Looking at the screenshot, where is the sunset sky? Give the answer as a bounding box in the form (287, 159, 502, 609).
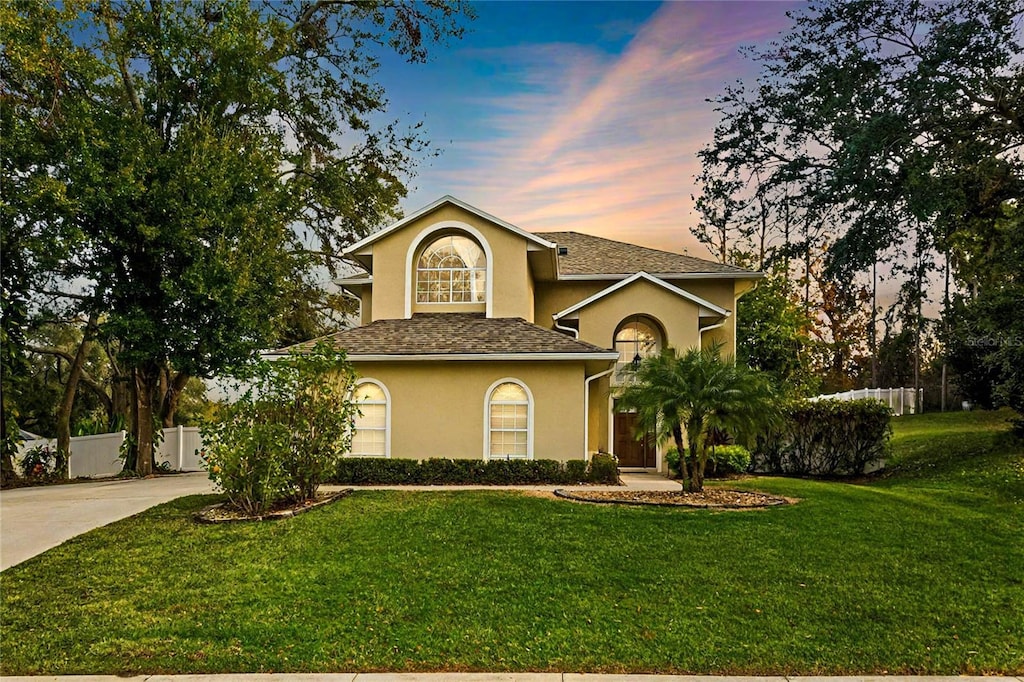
(375, 1, 803, 260)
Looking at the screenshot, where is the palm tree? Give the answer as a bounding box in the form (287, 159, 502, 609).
(616, 342, 778, 491)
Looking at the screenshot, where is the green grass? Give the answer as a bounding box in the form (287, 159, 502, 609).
(2, 410, 1022, 675)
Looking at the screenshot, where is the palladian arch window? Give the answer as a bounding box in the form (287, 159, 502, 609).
(351, 381, 389, 457)
(416, 234, 486, 303)
(487, 382, 531, 460)
(614, 316, 662, 368)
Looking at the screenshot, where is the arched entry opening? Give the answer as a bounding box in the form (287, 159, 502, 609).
(613, 315, 663, 468)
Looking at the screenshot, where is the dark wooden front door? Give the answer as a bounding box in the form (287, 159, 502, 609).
(614, 411, 657, 468)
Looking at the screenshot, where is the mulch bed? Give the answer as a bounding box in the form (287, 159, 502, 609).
(553, 488, 791, 509)
(193, 489, 353, 524)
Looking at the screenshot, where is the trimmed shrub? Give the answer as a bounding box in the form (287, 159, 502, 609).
(753, 399, 892, 476)
(707, 444, 752, 475)
(666, 445, 749, 478)
(329, 456, 619, 486)
(587, 452, 620, 484)
(334, 458, 419, 485)
(564, 459, 588, 484)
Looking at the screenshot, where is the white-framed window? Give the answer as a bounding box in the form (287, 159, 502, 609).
(416, 234, 486, 303)
(350, 380, 390, 458)
(614, 315, 663, 367)
(485, 380, 533, 460)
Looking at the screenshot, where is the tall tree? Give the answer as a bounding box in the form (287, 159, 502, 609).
(735, 271, 817, 396)
(698, 0, 1023, 397)
(944, 201, 1024, 425)
(2, 0, 471, 474)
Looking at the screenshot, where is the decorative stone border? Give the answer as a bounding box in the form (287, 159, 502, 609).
(552, 488, 791, 509)
(193, 489, 353, 524)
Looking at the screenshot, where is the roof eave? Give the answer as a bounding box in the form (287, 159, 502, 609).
(345, 352, 620, 362)
(556, 271, 764, 281)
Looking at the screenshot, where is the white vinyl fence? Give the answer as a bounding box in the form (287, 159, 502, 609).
(808, 387, 921, 416)
(15, 427, 205, 479)
(155, 426, 205, 471)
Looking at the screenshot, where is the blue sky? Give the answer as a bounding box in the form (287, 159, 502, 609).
(372, 1, 803, 258)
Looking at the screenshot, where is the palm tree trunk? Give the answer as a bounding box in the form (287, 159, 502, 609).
(686, 417, 704, 492)
(671, 423, 690, 485)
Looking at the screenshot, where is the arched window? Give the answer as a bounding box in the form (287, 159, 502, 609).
(416, 234, 486, 303)
(350, 381, 389, 457)
(614, 316, 662, 367)
(486, 380, 532, 460)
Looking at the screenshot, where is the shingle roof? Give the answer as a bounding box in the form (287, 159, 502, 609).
(280, 314, 616, 357)
(534, 231, 757, 276)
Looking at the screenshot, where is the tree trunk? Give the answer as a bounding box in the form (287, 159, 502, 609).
(686, 417, 704, 492)
(132, 363, 161, 476)
(671, 423, 690, 485)
(55, 314, 99, 477)
(159, 369, 190, 428)
(110, 372, 132, 432)
(870, 260, 878, 389)
(693, 447, 706, 492)
(102, 341, 132, 432)
(0, 381, 16, 484)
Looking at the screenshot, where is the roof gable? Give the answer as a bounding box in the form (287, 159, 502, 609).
(345, 195, 555, 257)
(552, 272, 730, 320)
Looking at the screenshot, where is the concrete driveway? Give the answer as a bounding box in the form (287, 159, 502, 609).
(0, 472, 215, 571)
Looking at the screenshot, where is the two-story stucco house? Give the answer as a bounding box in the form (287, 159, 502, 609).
(290, 195, 761, 471)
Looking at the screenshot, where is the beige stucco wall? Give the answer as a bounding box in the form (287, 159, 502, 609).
(587, 375, 612, 454)
(351, 360, 587, 460)
(359, 288, 373, 327)
(574, 279, 703, 354)
(535, 277, 755, 357)
(533, 281, 607, 328)
(362, 205, 535, 321)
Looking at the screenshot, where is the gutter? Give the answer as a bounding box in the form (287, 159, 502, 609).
(698, 314, 730, 351)
(553, 318, 580, 339)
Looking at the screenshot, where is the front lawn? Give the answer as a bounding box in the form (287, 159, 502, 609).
(1, 410, 1022, 675)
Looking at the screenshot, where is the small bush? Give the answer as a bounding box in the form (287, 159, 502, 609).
(707, 444, 751, 475)
(564, 459, 588, 484)
(19, 444, 57, 479)
(587, 452, 620, 484)
(666, 447, 682, 478)
(201, 342, 357, 514)
(753, 399, 892, 476)
(329, 456, 619, 486)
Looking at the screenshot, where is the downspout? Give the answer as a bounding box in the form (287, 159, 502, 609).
(338, 287, 364, 324)
(698, 314, 730, 350)
(583, 367, 616, 460)
(553, 316, 579, 339)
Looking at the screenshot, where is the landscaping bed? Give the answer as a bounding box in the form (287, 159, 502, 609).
(553, 488, 790, 508)
(193, 489, 352, 523)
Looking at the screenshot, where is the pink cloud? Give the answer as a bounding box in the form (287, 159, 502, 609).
(409, 2, 799, 259)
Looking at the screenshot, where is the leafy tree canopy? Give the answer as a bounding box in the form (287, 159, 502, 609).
(1, 0, 472, 472)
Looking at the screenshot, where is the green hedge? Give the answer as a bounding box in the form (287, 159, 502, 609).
(665, 444, 752, 478)
(332, 453, 620, 486)
(753, 399, 892, 476)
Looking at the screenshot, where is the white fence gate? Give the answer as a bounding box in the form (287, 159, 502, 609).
(15, 427, 205, 478)
(808, 387, 921, 416)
